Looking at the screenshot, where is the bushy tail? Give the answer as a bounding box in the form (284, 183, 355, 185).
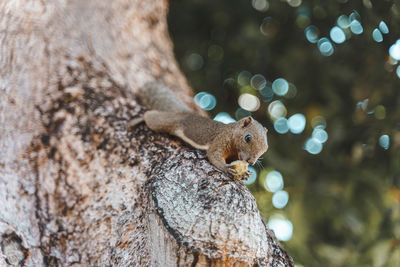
(127, 117, 144, 128)
(140, 82, 189, 112)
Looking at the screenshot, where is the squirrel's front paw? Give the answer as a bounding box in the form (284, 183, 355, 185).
(242, 169, 253, 180)
(226, 160, 249, 180)
(226, 166, 238, 175)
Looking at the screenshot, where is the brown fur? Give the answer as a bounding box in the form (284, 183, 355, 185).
(134, 83, 269, 178)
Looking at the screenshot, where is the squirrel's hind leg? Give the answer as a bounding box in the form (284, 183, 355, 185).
(143, 110, 179, 133)
(128, 110, 176, 130)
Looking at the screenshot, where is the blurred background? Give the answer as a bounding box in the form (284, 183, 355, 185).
(168, 0, 400, 266)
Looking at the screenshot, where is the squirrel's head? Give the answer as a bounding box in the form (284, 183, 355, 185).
(234, 116, 268, 166)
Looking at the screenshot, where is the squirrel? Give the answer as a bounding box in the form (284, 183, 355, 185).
(130, 82, 269, 179)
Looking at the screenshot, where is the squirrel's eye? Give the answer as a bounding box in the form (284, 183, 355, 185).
(245, 134, 252, 143)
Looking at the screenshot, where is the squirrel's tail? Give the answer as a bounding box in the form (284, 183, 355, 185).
(127, 117, 144, 129)
(139, 82, 189, 112)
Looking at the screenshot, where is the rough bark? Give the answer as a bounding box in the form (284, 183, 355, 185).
(0, 1, 293, 266)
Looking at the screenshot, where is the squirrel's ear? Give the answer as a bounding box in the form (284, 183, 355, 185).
(264, 127, 268, 133)
(240, 116, 253, 128)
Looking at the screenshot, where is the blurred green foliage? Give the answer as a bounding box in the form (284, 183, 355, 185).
(168, 0, 400, 266)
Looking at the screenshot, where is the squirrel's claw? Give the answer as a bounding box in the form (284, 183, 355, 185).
(226, 166, 238, 176)
(226, 166, 242, 180)
(240, 170, 252, 180)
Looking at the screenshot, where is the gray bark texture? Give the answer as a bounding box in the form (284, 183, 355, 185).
(0, 0, 293, 266)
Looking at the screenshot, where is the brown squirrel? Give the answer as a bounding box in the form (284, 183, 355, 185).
(131, 82, 268, 179)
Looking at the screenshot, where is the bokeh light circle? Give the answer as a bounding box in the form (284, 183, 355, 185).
(350, 20, 363, 35)
(379, 21, 389, 34)
(272, 78, 289, 96)
(186, 53, 204, 71)
(318, 38, 334, 56)
(312, 128, 328, 143)
(238, 93, 261, 112)
(372, 29, 383, 43)
(349, 11, 360, 22)
(305, 25, 319, 43)
(268, 217, 293, 241)
(330, 26, 346, 44)
(268, 100, 287, 120)
(272, 190, 289, 209)
(287, 0, 302, 8)
(194, 92, 216, 110)
(379, 135, 390, 150)
(250, 74, 267, 90)
(288, 113, 306, 134)
(389, 40, 400, 60)
(337, 15, 350, 28)
(238, 71, 252, 86)
(259, 82, 274, 100)
(264, 170, 284, 192)
(260, 17, 274, 36)
(397, 65, 400, 79)
(374, 105, 386, 120)
(274, 117, 289, 134)
(252, 0, 269, 12)
(305, 138, 323, 154)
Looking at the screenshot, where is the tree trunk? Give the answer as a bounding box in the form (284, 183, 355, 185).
(0, 1, 293, 266)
